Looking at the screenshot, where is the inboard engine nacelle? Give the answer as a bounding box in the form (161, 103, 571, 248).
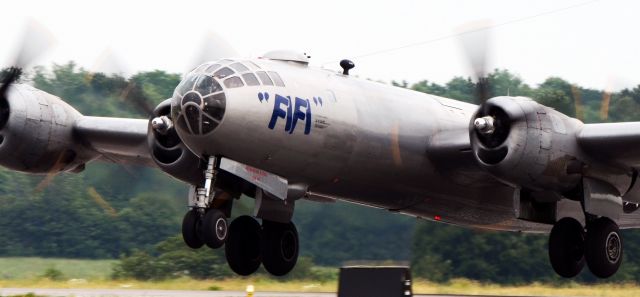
(469, 96, 585, 192)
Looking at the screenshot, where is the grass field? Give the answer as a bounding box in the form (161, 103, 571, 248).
(0, 258, 639, 297)
(0, 258, 115, 280)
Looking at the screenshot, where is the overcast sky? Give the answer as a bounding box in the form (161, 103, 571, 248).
(3, 0, 639, 91)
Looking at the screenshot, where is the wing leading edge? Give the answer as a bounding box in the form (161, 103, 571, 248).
(578, 122, 640, 167)
(74, 116, 155, 167)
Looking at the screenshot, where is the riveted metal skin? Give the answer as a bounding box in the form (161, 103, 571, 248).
(0, 84, 90, 173)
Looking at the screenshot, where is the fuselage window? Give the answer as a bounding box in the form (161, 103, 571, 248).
(205, 64, 221, 74)
(268, 71, 285, 87)
(214, 67, 235, 79)
(230, 62, 249, 73)
(242, 73, 260, 86)
(224, 76, 244, 88)
(256, 71, 273, 86)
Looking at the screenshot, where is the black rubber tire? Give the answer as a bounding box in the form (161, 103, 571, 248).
(225, 215, 262, 276)
(182, 210, 204, 249)
(261, 220, 299, 276)
(201, 209, 228, 249)
(548, 217, 585, 278)
(585, 217, 623, 278)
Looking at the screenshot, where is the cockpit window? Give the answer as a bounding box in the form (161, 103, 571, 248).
(268, 71, 285, 87)
(242, 73, 260, 86)
(195, 75, 222, 95)
(256, 71, 273, 86)
(214, 67, 235, 79)
(205, 64, 221, 73)
(224, 76, 244, 88)
(230, 62, 249, 73)
(195, 64, 209, 73)
(177, 74, 199, 95)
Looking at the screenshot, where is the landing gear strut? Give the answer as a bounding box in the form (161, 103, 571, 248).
(181, 156, 229, 250)
(548, 216, 623, 278)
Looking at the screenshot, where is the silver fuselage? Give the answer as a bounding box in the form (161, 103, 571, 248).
(175, 59, 550, 231)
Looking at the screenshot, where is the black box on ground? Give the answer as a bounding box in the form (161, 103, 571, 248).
(337, 266, 412, 297)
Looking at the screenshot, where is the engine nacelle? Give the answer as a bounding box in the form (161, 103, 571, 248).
(147, 98, 204, 185)
(470, 96, 585, 192)
(0, 84, 89, 173)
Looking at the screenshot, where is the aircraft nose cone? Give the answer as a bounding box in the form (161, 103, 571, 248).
(181, 92, 204, 134)
(182, 92, 203, 107)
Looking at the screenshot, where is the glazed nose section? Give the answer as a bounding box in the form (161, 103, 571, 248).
(172, 72, 227, 136)
(182, 92, 205, 134)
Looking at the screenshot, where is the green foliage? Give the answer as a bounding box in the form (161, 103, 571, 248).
(411, 220, 640, 284)
(112, 236, 232, 280)
(294, 200, 414, 266)
(41, 267, 65, 281)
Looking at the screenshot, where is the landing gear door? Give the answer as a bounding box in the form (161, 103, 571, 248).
(219, 157, 288, 200)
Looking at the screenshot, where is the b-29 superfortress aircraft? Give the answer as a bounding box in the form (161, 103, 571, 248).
(2, 47, 640, 279)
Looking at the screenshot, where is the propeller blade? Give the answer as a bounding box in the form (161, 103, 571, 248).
(187, 31, 238, 71)
(456, 20, 493, 104)
(119, 81, 155, 116)
(570, 84, 584, 121)
(85, 48, 155, 117)
(11, 20, 56, 69)
(87, 186, 118, 217)
(600, 79, 613, 122)
(2, 21, 55, 97)
(34, 150, 71, 193)
(600, 90, 611, 121)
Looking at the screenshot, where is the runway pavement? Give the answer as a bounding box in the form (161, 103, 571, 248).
(0, 288, 541, 297)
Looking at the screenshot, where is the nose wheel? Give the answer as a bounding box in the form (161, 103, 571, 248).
(181, 208, 228, 249)
(181, 209, 204, 249)
(548, 217, 623, 279)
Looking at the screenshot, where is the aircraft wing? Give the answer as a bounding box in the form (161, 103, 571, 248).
(578, 122, 640, 168)
(74, 116, 156, 167)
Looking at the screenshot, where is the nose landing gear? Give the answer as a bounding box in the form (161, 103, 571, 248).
(548, 216, 623, 278)
(181, 156, 229, 250)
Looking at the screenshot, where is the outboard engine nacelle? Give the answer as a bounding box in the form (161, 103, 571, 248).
(0, 84, 88, 173)
(469, 96, 585, 192)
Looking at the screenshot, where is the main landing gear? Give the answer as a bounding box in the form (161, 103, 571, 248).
(180, 156, 299, 276)
(224, 216, 299, 276)
(549, 217, 623, 278)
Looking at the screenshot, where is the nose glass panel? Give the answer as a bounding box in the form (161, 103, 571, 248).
(172, 71, 226, 135)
